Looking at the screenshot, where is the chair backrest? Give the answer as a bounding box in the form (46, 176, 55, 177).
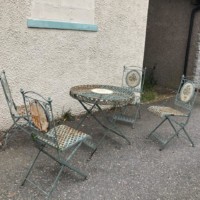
(122, 66, 146, 103)
(0, 70, 18, 118)
(21, 90, 53, 131)
(175, 75, 197, 111)
(20, 90, 63, 147)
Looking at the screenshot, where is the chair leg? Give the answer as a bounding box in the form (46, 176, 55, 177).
(83, 139, 97, 151)
(2, 123, 16, 148)
(64, 142, 88, 179)
(160, 119, 194, 150)
(167, 118, 180, 137)
(132, 104, 140, 129)
(47, 165, 64, 199)
(65, 142, 82, 162)
(137, 104, 141, 119)
(159, 132, 180, 151)
(62, 161, 87, 179)
(21, 148, 42, 186)
(89, 133, 107, 159)
(167, 118, 194, 147)
(2, 118, 30, 149)
(147, 118, 167, 139)
(2, 132, 10, 148)
(159, 118, 183, 150)
(41, 147, 88, 180)
(22, 142, 87, 199)
(43, 158, 85, 199)
(183, 127, 194, 147)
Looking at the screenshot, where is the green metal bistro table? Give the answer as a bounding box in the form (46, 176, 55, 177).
(70, 84, 135, 156)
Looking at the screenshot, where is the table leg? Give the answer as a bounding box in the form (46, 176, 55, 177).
(76, 100, 98, 130)
(95, 104, 131, 144)
(78, 100, 131, 147)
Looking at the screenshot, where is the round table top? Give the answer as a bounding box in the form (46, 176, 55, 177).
(70, 85, 135, 106)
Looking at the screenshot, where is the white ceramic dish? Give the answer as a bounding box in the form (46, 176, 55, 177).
(91, 88, 113, 94)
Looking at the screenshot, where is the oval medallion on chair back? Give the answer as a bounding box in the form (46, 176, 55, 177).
(180, 82, 195, 103)
(126, 70, 141, 88)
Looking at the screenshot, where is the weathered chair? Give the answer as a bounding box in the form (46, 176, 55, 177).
(147, 75, 197, 150)
(112, 66, 146, 128)
(0, 70, 29, 147)
(20, 90, 95, 199)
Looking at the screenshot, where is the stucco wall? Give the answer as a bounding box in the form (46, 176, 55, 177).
(144, 0, 199, 88)
(0, 0, 149, 130)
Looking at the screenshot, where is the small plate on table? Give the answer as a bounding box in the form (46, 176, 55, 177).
(91, 88, 113, 94)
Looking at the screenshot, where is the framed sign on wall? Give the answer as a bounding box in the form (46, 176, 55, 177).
(27, 0, 98, 31)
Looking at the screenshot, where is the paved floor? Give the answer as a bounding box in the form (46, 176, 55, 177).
(1, 96, 200, 200)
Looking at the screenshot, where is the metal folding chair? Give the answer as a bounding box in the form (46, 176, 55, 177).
(147, 75, 197, 150)
(112, 66, 146, 128)
(20, 90, 96, 199)
(0, 70, 29, 147)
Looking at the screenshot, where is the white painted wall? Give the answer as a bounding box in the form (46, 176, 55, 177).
(0, 0, 149, 130)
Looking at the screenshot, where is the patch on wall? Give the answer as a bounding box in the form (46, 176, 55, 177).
(28, 0, 98, 31)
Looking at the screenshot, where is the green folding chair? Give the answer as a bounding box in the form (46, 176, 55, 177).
(147, 75, 197, 150)
(20, 90, 96, 199)
(0, 70, 29, 147)
(112, 66, 146, 128)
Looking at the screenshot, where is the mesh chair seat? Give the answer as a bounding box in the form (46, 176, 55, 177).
(36, 125, 91, 151)
(148, 106, 186, 118)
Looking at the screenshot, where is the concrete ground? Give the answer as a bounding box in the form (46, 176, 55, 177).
(1, 96, 200, 200)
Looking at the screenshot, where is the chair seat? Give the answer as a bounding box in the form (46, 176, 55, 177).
(36, 125, 91, 151)
(148, 106, 186, 118)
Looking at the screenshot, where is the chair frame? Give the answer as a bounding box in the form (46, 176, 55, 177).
(113, 66, 146, 128)
(20, 90, 95, 199)
(0, 70, 29, 147)
(147, 75, 197, 150)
